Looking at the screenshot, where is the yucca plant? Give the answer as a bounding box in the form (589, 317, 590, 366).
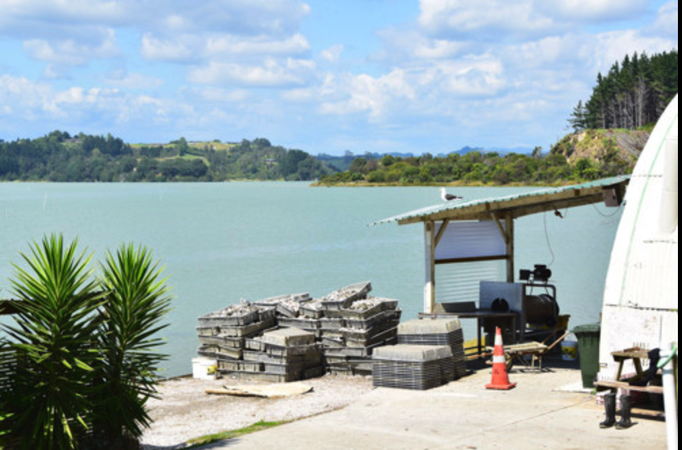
(89, 244, 171, 449)
(2, 235, 106, 449)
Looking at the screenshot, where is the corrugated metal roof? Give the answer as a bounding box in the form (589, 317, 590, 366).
(371, 176, 631, 226)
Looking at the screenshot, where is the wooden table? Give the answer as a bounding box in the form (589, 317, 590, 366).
(418, 310, 519, 358)
(595, 348, 664, 419)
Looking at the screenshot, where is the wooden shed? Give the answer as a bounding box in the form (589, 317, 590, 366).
(372, 176, 631, 316)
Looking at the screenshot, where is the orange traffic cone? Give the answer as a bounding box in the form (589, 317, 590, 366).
(486, 327, 516, 390)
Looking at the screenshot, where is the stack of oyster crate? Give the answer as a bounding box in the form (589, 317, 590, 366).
(372, 345, 455, 391)
(397, 318, 468, 380)
(259, 282, 402, 376)
(196, 282, 402, 381)
(319, 286, 402, 376)
(196, 301, 276, 363)
(371, 318, 468, 391)
(196, 299, 324, 382)
(239, 328, 324, 382)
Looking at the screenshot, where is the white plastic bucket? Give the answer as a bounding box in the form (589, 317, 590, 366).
(192, 357, 217, 380)
(561, 341, 578, 361)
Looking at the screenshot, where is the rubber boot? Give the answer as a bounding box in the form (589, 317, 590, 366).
(616, 395, 633, 430)
(600, 392, 617, 428)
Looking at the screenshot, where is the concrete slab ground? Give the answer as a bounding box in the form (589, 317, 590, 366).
(201, 358, 668, 450)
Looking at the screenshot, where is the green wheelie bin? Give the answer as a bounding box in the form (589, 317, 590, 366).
(572, 323, 602, 388)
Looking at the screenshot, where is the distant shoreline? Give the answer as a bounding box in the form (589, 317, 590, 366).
(0, 179, 581, 188)
(311, 180, 580, 188)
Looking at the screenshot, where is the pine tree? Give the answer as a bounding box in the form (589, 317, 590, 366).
(572, 51, 678, 131)
(568, 101, 589, 132)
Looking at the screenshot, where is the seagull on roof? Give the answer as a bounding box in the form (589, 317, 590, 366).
(440, 188, 463, 202)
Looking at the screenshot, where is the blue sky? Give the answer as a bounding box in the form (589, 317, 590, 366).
(0, 0, 678, 156)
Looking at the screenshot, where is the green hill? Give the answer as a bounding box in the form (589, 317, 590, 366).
(0, 133, 335, 182)
(316, 128, 651, 187)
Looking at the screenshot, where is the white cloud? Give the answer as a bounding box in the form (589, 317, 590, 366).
(321, 45, 345, 63)
(0, 75, 110, 119)
(205, 33, 310, 58)
(506, 34, 593, 70)
(0, 75, 52, 118)
(377, 28, 469, 63)
(650, 1, 679, 39)
(187, 58, 317, 88)
(140, 34, 198, 63)
(432, 58, 506, 98)
(418, 0, 560, 41)
(155, 0, 311, 36)
(281, 88, 316, 102)
(417, 0, 658, 43)
(195, 87, 250, 103)
(1, 0, 313, 71)
(0, 0, 129, 28)
(0, 74, 166, 126)
(0, 0, 310, 35)
(593, 29, 680, 73)
(104, 70, 165, 89)
(534, 0, 650, 22)
(319, 70, 416, 119)
(23, 28, 119, 66)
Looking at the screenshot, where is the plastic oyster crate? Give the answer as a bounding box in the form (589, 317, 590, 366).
(198, 305, 260, 328)
(299, 300, 326, 319)
(277, 318, 321, 331)
(197, 335, 245, 349)
(219, 317, 277, 338)
(321, 281, 372, 310)
(262, 328, 316, 347)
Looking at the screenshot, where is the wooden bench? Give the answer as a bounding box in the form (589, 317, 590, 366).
(594, 380, 664, 395)
(595, 348, 665, 420)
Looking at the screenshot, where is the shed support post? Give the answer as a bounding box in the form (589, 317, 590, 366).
(506, 214, 515, 283)
(424, 221, 437, 314)
(492, 213, 515, 284)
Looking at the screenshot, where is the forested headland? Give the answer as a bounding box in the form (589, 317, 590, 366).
(314, 139, 635, 187)
(0, 134, 333, 182)
(318, 51, 677, 187)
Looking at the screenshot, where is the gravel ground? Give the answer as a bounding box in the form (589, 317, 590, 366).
(141, 374, 373, 449)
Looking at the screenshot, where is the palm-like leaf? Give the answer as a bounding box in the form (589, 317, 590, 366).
(2, 235, 105, 450)
(91, 244, 172, 445)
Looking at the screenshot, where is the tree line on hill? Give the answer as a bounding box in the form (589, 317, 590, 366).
(569, 50, 678, 132)
(0, 132, 333, 182)
(316, 146, 632, 186)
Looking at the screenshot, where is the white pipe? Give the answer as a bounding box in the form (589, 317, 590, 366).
(661, 342, 678, 450)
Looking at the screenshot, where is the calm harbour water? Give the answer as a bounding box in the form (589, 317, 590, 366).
(0, 182, 623, 377)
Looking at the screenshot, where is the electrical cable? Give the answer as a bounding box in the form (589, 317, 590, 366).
(591, 202, 622, 218)
(543, 210, 556, 267)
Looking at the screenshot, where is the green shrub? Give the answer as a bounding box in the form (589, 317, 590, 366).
(2, 235, 105, 449)
(89, 244, 171, 448)
(0, 236, 172, 450)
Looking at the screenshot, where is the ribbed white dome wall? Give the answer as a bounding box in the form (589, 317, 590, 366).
(599, 95, 679, 376)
